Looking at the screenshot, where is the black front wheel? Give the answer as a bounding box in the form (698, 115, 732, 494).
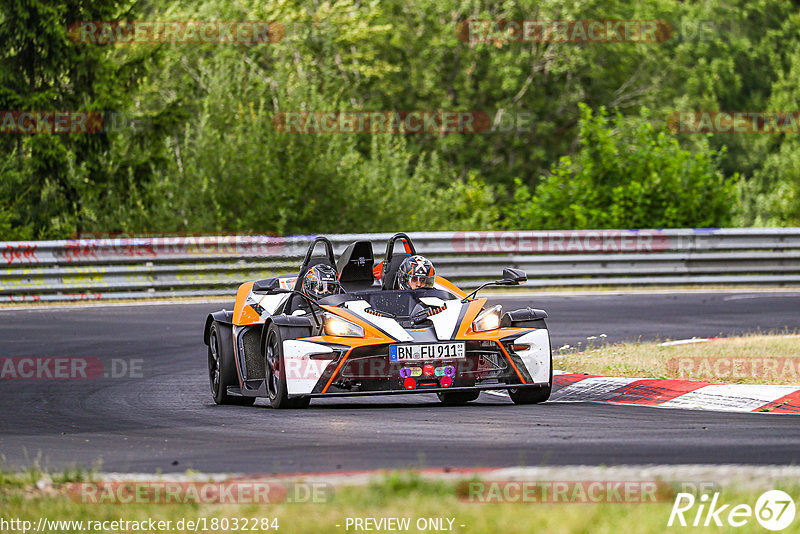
(437, 391, 480, 406)
(265, 323, 310, 409)
(207, 322, 256, 406)
(508, 328, 553, 405)
(508, 385, 551, 405)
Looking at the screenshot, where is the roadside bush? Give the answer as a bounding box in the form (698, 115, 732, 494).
(505, 104, 736, 230)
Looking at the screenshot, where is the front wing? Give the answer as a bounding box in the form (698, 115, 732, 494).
(280, 328, 551, 398)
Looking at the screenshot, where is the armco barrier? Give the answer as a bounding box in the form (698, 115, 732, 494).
(1, 228, 799, 302)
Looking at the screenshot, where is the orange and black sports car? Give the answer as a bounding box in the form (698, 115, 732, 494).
(203, 233, 552, 408)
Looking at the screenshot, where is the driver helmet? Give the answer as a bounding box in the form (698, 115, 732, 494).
(397, 255, 435, 290)
(302, 264, 343, 299)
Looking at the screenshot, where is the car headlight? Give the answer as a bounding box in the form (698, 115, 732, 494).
(472, 305, 502, 332)
(323, 313, 365, 337)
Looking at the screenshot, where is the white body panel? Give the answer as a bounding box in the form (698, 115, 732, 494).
(344, 300, 413, 341)
(428, 300, 465, 340)
(512, 328, 551, 384)
(283, 340, 333, 395)
(419, 296, 447, 307)
(246, 291, 290, 319)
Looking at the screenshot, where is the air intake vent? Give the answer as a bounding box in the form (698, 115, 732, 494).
(241, 327, 264, 379)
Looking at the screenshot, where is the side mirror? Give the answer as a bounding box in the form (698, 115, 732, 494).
(501, 268, 527, 285)
(462, 267, 527, 302)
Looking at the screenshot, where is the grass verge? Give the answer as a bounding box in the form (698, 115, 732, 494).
(555, 334, 800, 385)
(2, 471, 799, 534)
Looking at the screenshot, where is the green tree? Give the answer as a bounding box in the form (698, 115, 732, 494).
(125, 0, 499, 235)
(0, 0, 168, 239)
(3, 0, 800, 237)
(734, 27, 800, 227)
(506, 104, 736, 229)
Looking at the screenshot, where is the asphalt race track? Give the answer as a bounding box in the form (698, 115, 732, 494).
(1, 290, 799, 473)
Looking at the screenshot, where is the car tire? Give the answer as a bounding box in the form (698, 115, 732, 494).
(208, 321, 256, 406)
(437, 391, 480, 405)
(265, 323, 310, 409)
(508, 385, 551, 405)
(508, 339, 552, 405)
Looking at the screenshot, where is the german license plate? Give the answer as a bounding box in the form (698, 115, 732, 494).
(389, 343, 465, 361)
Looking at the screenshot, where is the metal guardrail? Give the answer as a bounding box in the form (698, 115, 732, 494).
(2, 228, 799, 302)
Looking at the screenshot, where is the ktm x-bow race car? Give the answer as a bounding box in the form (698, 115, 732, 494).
(202, 234, 552, 408)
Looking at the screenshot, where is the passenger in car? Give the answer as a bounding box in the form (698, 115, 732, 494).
(396, 255, 436, 290)
(292, 264, 345, 316)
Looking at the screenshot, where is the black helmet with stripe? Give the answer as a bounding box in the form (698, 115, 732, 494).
(302, 264, 343, 299)
(397, 255, 435, 290)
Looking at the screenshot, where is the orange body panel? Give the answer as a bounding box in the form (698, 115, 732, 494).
(232, 282, 263, 326)
(435, 276, 467, 298)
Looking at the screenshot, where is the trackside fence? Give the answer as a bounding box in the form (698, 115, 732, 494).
(1, 228, 799, 302)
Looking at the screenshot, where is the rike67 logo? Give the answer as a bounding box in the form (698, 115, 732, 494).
(669, 490, 796, 531)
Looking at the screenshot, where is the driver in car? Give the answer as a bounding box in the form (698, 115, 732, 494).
(303, 264, 344, 299)
(293, 264, 344, 316)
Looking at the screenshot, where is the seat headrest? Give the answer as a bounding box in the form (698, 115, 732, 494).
(337, 241, 375, 291)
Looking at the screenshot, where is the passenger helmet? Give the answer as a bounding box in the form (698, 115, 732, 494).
(397, 255, 435, 290)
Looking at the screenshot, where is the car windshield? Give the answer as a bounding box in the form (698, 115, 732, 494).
(352, 288, 456, 318)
